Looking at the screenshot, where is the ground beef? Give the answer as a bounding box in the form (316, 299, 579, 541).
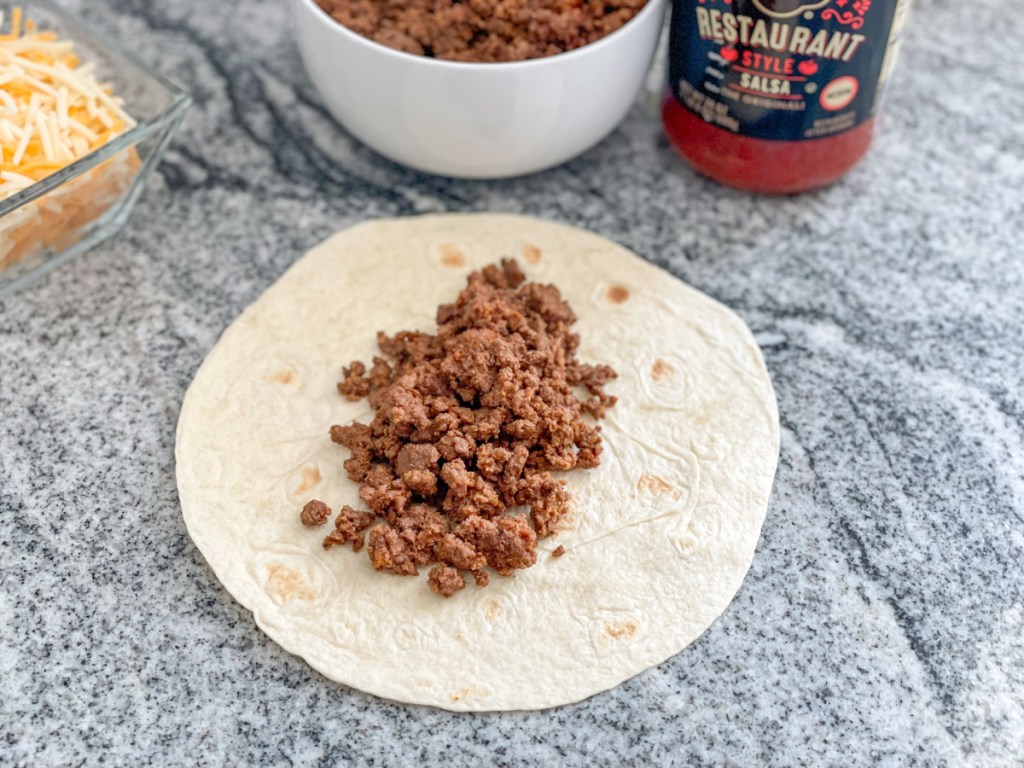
(307, 258, 616, 596)
(322, 505, 376, 551)
(300, 499, 331, 527)
(433, 533, 487, 572)
(455, 514, 537, 575)
(366, 524, 420, 575)
(428, 564, 466, 597)
(313, 0, 648, 63)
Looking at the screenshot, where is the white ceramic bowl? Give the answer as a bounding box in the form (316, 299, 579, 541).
(292, 0, 667, 179)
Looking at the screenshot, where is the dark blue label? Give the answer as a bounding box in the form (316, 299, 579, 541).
(668, 0, 907, 141)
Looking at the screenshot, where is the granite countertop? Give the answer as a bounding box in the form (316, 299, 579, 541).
(3, 0, 1023, 764)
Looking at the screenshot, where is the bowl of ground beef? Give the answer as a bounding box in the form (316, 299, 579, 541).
(292, 0, 667, 178)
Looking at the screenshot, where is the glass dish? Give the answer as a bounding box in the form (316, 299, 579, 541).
(0, 0, 190, 298)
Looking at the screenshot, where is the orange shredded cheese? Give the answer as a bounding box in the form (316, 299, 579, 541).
(0, 7, 136, 202)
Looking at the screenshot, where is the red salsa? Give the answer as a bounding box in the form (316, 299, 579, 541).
(663, 0, 912, 194)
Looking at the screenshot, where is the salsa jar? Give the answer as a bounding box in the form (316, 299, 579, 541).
(662, 0, 912, 194)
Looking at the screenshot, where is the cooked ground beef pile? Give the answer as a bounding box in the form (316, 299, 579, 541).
(305, 259, 616, 596)
(314, 0, 648, 63)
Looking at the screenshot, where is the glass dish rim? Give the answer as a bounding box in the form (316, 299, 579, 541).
(0, 0, 192, 218)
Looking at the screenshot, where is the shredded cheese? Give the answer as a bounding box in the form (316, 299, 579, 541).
(0, 7, 136, 202)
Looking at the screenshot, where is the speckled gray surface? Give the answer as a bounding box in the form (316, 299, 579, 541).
(2, 0, 1023, 765)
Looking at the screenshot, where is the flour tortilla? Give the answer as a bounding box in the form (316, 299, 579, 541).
(175, 214, 779, 711)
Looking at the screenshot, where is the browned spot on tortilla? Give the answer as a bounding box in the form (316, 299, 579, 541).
(637, 473, 673, 495)
(552, 545, 565, 558)
(484, 600, 501, 621)
(294, 466, 321, 495)
(651, 359, 673, 381)
(439, 244, 466, 267)
(522, 244, 542, 264)
(455, 632, 465, 642)
(605, 620, 638, 640)
(265, 563, 314, 603)
(268, 369, 296, 385)
(605, 284, 630, 304)
(451, 686, 487, 702)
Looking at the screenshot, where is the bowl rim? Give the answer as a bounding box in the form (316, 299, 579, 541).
(0, 0, 191, 218)
(294, 0, 667, 71)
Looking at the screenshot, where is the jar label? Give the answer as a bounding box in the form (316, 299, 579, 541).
(668, 0, 912, 141)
